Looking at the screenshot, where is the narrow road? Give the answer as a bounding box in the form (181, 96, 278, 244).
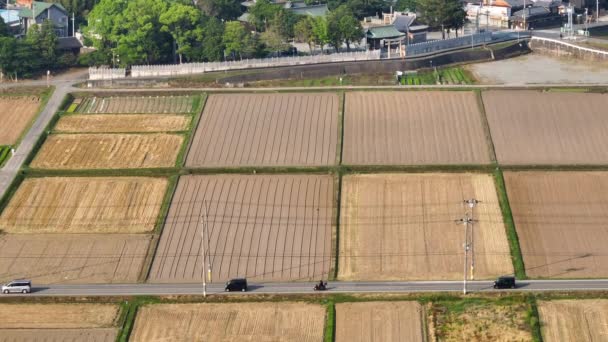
(0, 82, 72, 196)
(9, 280, 608, 297)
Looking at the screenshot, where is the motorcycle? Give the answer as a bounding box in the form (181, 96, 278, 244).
(313, 282, 327, 291)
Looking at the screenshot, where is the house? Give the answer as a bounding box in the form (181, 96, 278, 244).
(510, 6, 563, 29)
(391, 13, 428, 44)
(465, 0, 561, 27)
(0, 9, 21, 32)
(364, 11, 428, 46)
(365, 25, 405, 50)
(239, 0, 328, 20)
(16, 0, 69, 37)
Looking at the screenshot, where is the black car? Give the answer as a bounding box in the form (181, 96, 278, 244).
(493, 276, 516, 289)
(225, 278, 248, 292)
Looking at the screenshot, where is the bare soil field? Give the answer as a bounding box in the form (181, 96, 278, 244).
(130, 303, 325, 342)
(431, 300, 533, 341)
(505, 171, 608, 278)
(74, 95, 194, 114)
(339, 173, 512, 281)
(30, 134, 183, 169)
(186, 93, 339, 167)
(0, 96, 40, 145)
(0, 234, 150, 283)
(0, 303, 119, 342)
(0, 304, 119, 328)
(0, 177, 167, 234)
(483, 90, 608, 165)
(538, 300, 608, 342)
(0, 328, 118, 342)
(55, 114, 191, 133)
(149, 174, 335, 283)
(343, 91, 491, 165)
(336, 301, 425, 342)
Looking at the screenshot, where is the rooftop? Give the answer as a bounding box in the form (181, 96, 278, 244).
(289, 4, 328, 17)
(18, 1, 66, 19)
(366, 25, 406, 39)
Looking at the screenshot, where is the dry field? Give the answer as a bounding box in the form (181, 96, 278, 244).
(0, 96, 40, 145)
(483, 90, 608, 165)
(431, 300, 533, 341)
(186, 93, 339, 167)
(336, 301, 425, 342)
(74, 95, 194, 114)
(55, 114, 191, 133)
(538, 300, 608, 342)
(343, 91, 491, 165)
(0, 304, 119, 342)
(149, 174, 335, 283)
(339, 173, 513, 281)
(30, 133, 183, 169)
(130, 303, 325, 342)
(505, 171, 608, 278)
(0, 177, 167, 233)
(0, 234, 150, 283)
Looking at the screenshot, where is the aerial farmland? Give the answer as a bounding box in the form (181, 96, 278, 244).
(538, 300, 608, 341)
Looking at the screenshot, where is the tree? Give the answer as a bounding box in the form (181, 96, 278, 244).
(26, 20, 58, 70)
(328, 0, 388, 19)
(261, 27, 289, 55)
(248, 0, 280, 31)
(418, 0, 464, 39)
(294, 17, 315, 53)
(201, 17, 225, 61)
(197, 0, 242, 21)
(0, 17, 9, 37)
(327, 5, 362, 52)
(270, 9, 300, 39)
(339, 14, 363, 51)
(311, 16, 329, 51)
(84, 0, 128, 53)
(223, 21, 253, 59)
(160, 3, 204, 63)
(395, 0, 417, 12)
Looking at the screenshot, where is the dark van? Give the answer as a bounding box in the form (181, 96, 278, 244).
(225, 278, 248, 292)
(493, 276, 516, 289)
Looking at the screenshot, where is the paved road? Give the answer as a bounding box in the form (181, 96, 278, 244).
(0, 81, 75, 197)
(4, 280, 606, 297)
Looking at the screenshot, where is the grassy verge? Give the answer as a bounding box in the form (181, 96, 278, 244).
(324, 301, 336, 342)
(399, 67, 475, 86)
(475, 89, 498, 163)
(525, 296, 544, 342)
(493, 168, 526, 279)
(178, 93, 207, 168)
(0, 146, 11, 167)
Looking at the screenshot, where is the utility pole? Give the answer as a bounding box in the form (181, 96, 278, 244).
(199, 201, 212, 298)
(463, 199, 480, 280)
(455, 214, 473, 294)
(203, 200, 212, 284)
(523, 0, 526, 30)
(72, 12, 75, 37)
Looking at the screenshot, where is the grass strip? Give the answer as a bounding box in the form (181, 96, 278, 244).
(494, 168, 526, 279)
(117, 301, 139, 342)
(0, 146, 10, 167)
(324, 301, 336, 342)
(526, 296, 544, 342)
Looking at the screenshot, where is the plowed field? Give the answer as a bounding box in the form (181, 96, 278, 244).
(74, 95, 194, 114)
(339, 173, 512, 280)
(186, 93, 339, 167)
(483, 90, 608, 165)
(31, 134, 183, 169)
(343, 91, 491, 165)
(505, 171, 608, 278)
(538, 300, 608, 342)
(55, 114, 191, 133)
(0, 96, 40, 145)
(0, 177, 167, 233)
(336, 302, 425, 342)
(0, 304, 119, 342)
(130, 303, 325, 342)
(149, 174, 335, 283)
(0, 234, 150, 283)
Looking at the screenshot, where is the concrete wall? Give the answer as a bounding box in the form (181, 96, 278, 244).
(529, 37, 608, 61)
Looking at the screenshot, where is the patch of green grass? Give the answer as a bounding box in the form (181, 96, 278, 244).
(525, 296, 543, 342)
(493, 168, 526, 279)
(0, 146, 11, 167)
(324, 301, 336, 342)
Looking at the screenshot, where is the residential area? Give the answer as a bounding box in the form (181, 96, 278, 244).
(1, 0, 608, 341)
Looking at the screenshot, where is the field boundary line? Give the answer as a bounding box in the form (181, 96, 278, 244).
(176, 93, 207, 168)
(324, 301, 336, 342)
(330, 173, 342, 281)
(475, 90, 498, 163)
(337, 91, 345, 166)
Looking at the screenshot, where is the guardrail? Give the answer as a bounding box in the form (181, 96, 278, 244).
(530, 36, 608, 59)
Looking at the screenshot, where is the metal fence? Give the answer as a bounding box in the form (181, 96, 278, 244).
(405, 32, 493, 56)
(129, 50, 381, 78)
(89, 67, 126, 80)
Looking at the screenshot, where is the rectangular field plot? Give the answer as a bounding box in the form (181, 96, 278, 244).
(55, 114, 191, 133)
(505, 171, 608, 278)
(130, 303, 325, 342)
(186, 93, 339, 167)
(343, 91, 491, 165)
(339, 173, 512, 281)
(0, 96, 40, 145)
(30, 134, 183, 169)
(74, 95, 195, 114)
(538, 300, 608, 342)
(483, 91, 608, 165)
(336, 302, 425, 342)
(0, 303, 119, 342)
(149, 174, 335, 283)
(0, 234, 150, 284)
(0, 177, 167, 234)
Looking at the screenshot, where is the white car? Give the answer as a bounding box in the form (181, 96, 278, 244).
(2, 280, 31, 294)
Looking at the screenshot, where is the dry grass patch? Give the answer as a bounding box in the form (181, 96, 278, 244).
(75, 95, 194, 114)
(0, 96, 40, 145)
(538, 300, 608, 342)
(130, 303, 325, 342)
(0, 328, 117, 342)
(55, 114, 191, 133)
(30, 134, 183, 169)
(505, 171, 608, 278)
(0, 177, 167, 233)
(339, 173, 513, 281)
(336, 301, 425, 342)
(0, 304, 119, 329)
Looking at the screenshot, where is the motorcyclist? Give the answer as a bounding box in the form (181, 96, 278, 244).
(317, 280, 326, 290)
